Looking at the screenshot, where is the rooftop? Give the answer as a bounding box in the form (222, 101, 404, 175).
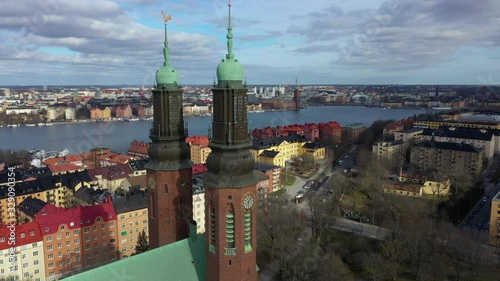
(64, 226, 206, 281)
(415, 140, 482, 153)
(112, 189, 148, 214)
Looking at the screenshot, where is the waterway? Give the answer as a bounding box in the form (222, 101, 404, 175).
(0, 106, 425, 154)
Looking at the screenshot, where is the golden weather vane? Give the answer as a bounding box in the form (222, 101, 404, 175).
(161, 11, 172, 24)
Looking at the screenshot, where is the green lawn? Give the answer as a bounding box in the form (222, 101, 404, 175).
(281, 174, 296, 186)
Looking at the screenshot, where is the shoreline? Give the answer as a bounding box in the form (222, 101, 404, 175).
(0, 105, 430, 128)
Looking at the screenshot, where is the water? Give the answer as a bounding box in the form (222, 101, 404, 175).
(0, 106, 424, 154)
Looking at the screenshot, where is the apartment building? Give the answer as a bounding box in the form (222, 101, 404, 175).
(192, 176, 206, 235)
(490, 191, 500, 247)
(252, 135, 326, 167)
(35, 201, 118, 280)
(186, 136, 211, 164)
(0, 222, 46, 281)
(254, 163, 282, 193)
(111, 190, 149, 259)
(414, 119, 500, 130)
(420, 127, 496, 159)
(394, 128, 424, 143)
(410, 140, 484, 177)
(372, 140, 405, 166)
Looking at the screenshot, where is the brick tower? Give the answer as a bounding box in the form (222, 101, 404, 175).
(204, 2, 259, 281)
(294, 78, 301, 109)
(146, 13, 193, 249)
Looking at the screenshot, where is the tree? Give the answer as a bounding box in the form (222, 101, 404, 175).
(133, 230, 149, 255)
(380, 229, 408, 281)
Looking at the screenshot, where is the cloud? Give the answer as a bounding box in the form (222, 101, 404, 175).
(292, 0, 500, 70)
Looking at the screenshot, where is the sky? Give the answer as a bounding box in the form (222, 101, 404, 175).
(1, 0, 500, 86)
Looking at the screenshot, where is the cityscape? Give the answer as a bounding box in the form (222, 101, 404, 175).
(1, 1, 500, 281)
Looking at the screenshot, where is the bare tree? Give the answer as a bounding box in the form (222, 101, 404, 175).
(380, 229, 408, 281)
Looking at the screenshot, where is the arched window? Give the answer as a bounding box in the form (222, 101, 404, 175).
(226, 210, 235, 249)
(244, 211, 252, 253)
(209, 204, 216, 253)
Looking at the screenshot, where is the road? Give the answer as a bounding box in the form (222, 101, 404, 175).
(460, 157, 500, 240)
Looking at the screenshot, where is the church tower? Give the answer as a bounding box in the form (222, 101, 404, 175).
(294, 78, 301, 109)
(146, 13, 193, 249)
(205, 1, 259, 281)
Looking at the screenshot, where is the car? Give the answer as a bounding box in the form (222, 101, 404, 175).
(295, 190, 305, 199)
(482, 197, 488, 202)
(463, 220, 470, 226)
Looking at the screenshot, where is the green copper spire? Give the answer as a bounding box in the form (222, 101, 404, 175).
(156, 11, 179, 86)
(216, 0, 244, 84)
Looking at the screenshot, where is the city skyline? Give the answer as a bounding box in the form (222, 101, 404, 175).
(1, 0, 500, 86)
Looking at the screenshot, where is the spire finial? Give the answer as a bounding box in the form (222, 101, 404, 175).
(226, 0, 234, 59)
(161, 11, 172, 66)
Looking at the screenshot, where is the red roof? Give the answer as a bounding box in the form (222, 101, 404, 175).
(128, 140, 149, 156)
(48, 163, 83, 174)
(192, 164, 208, 175)
(186, 136, 210, 147)
(43, 154, 83, 166)
(0, 222, 43, 250)
(35, 201, 116, 235)
(99, 152, 130, 165)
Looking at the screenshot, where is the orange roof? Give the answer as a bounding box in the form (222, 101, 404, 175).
(49, 163, 83, 174)
(99, 153, 130, 164)
(42, 154, 82, 166)
(186, 136, 210, 146)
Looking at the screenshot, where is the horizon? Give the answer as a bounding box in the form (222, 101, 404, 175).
(1, 0, 500, 85)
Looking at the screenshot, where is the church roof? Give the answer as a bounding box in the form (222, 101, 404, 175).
(64, 229, 206, 281)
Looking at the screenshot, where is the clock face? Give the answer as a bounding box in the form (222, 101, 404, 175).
(243, 194, 254, 209)
(148, 177, 156, 190)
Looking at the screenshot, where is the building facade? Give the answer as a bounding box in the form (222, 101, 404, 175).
(0, 222, 46, 281)
(410, 140, 484, 177)
(490, 191, 500, 247)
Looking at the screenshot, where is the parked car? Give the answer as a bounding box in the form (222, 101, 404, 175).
(295, 190, 305, 199)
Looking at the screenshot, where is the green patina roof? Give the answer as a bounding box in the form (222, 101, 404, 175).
(216, 1, 244, 83)
(65, 228, 206, 281)
(156, 18, 179, 86)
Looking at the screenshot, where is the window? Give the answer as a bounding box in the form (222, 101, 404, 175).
(121, 223, 125, 228)
(33, 251, 38, 256)
(102, 224, 105, 229)
(23, 263, 28, 268)
(58, 252, 62, 257)
(93, 226, 97, 231)
(57, 234, 61, 240)
(46, 236, 52, 242)
(73, 230, 79, 235)
(74, 239, 79, 244)
(110, 231, 115, 236)
(85, 237, 90, 242)
(20, 233, 25, 238)
(102, 232, 106, 237)
(44, 227, 49, 232)
(84, 227, 90, 233)
(75, 247, 80, 253)
(47, 245, 53, 251)
(109, 222, 114, 227)
(30, 231, 35, 237)
(85, 245, 90, 250)
(97, 218, 101, 222)
(61, 225, 65, 230)
(122, 247, 127, 252)
(66, 232, 70, 238)
(0, 237, 4, 242)
(34, 260, 39, 265)
(57, 243, 62, 249)
(66, 241, 70, 246)
(48, 254, 54, 260)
